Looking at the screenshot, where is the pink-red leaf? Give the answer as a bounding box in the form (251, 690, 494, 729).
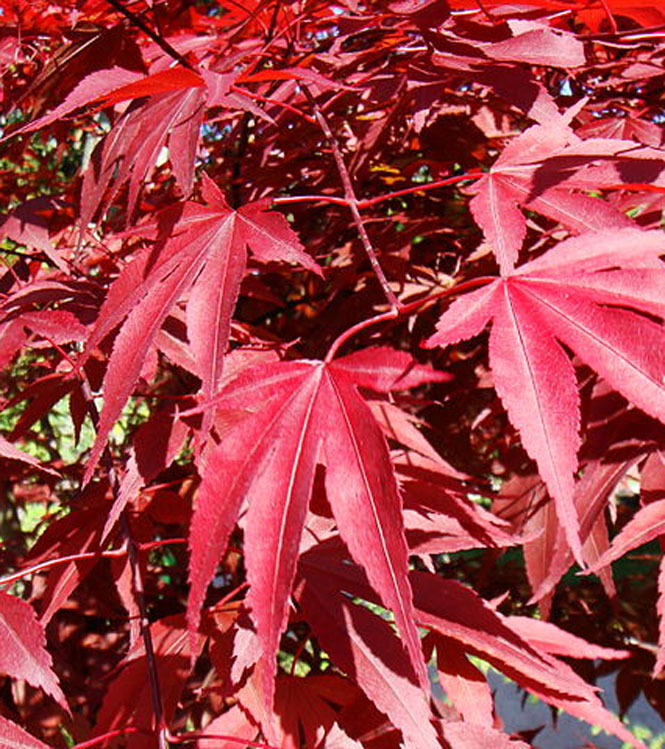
(426, 228, 665, 560)
(83, 185, 318, 482)
(441, 722, 530, 749)
(0, 590, 67, 710)
(433, 636, 494, 727)
(296, 556, 439, 749)
(585, 499, 665, 574)
(0, 715, 51, 749)
(188, 350, 436, 708)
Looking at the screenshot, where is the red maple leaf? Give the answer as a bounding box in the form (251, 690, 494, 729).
(468, 123, 638, 273)
(82, 174, 320, 482)
(425, 227, 665, 561)
(0, 590, 67, 711)
(0, 714, 51, 749)
(187, 347, 448, 708)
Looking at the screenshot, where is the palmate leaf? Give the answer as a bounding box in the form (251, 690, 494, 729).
(82, 175, 319, 483)
(0, 591, 67, 711)
(295, 560, 440, 749)
(187, 348, 448, 709)
(468, 124, 636, 273)
(426, 228, 665, 562)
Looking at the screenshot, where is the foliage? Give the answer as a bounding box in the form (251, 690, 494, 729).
(2, 0, 665, 747)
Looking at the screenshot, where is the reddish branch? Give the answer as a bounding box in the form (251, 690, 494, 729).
(301, 84, 401, 310)
(325, 275, 496, 361)
(273, 172, 482, 211)
(78, 379, 168, 749)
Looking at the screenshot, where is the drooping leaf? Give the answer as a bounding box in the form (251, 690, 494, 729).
(0, 715, 51, 749)
(295, 549, 440, 749)
(441, 722, 530, 749)
(0, 435, 59, 476)
(92, 614, 206, 747)
(506, 616, 629, 660)
(194, 704, 259, 748)
(584, 498, 665, 575)
(187, 349, 447, 707)
(101, 406, 188, 541)
(431, 635, 494, 727)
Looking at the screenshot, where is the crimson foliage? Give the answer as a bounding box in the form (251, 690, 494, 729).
(1, 1, 665, 747)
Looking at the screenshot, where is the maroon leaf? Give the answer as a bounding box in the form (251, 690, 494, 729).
(92, 614, 206, 746)
(295, 555, 439, 749)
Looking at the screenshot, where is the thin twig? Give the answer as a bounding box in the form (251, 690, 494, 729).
(598, 0, 618, 34)
(324, 275, 495, 361)
(167, 729, 279, 748)
(301, 84, 400, 310)
(230, 85, 316, 123)
(72, 727, 147, 748)
(80, 379, 168, 749)
(272, 172, 482, 211)
(324, 309, 399, 362)
(358, 173, 482, 209)
(104, 0, 196, 71)
(0, 539, 186, 587)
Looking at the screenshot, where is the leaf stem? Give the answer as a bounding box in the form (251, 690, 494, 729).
(72, 727, 147, 748)
(598, 0, 618, 33)
(358, 173, 482, 208)
(301, 84, 400, 310)
(104, 0, 196, 71)
(324, 276, 495, 362)
(324, 309, 399, 363)
(167, 729, 279, 748)
(208, 581, 249, 611)
(272, 194, 351, 207)
(0, 550, 121, 587)
(0, 537, 189, 588)
(230, 85, 316, 124)
(289, 636, 309, 676)
(272, 172, 481, 211)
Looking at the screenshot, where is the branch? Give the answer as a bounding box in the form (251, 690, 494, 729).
(301, 84, 400, 310)
(324, 275, 496, 361)
(167, 729, 279, 748)
(73, 727, 147, 748)
(0, 539, 186, 587)
(104, 0, 196, 71)
(272, 172, 482, 211)
(79, 379, 168, 749)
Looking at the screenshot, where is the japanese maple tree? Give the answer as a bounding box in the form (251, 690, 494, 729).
(2, 0, 665, 747)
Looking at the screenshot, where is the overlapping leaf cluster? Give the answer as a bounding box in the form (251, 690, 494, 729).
(2, 0, 665, 747)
